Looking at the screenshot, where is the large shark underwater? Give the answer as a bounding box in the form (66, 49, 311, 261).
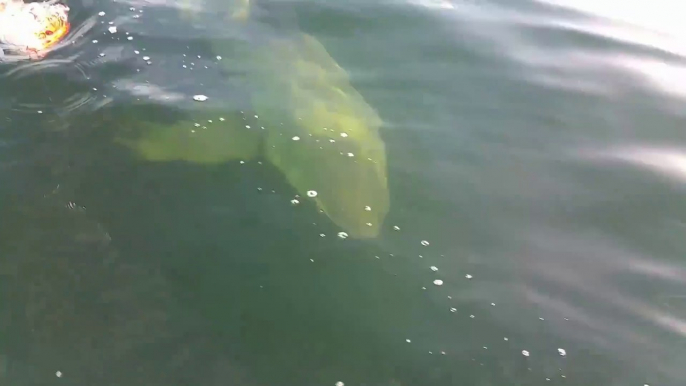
(111, 0, 390, 239)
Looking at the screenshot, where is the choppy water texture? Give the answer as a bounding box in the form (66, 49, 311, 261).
(1, 0, 686, 385)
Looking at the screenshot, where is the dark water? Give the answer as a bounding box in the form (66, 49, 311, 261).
(2, 0, 686, 385)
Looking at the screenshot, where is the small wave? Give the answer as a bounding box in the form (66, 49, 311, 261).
(405, 0, 456, 10)
(577, 145, 686, 183)
(414, 0, 686, 100)
(515, 226, 686, 383)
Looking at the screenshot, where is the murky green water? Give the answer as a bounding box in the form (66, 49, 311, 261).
(1, 0, 686, 385)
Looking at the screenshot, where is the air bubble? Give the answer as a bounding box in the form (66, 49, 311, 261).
(307, 190, 317, 198)
(421, 240, 430, 246)
(433, 279, 443, 286)
(337, 232, 348, 239)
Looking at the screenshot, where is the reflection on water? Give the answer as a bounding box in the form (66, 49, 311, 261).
(2, 0, 686, 385)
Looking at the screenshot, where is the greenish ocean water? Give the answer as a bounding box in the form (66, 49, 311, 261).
(1, 0, 686, 385)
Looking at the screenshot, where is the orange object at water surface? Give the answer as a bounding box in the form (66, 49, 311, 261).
(36, 9, 70, 50)
(0, 0, 70, 59)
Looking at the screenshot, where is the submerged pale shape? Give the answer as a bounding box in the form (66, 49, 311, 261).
(231, 0, 250, 21)
(178, 0, 250, 21)
(118, 15, 388, 238)
(118, 0, 254, 164)
(117, 113, 261, 164)
(250, 33, 389, 238)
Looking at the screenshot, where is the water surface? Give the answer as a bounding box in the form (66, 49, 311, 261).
(1, 0, 686, 385)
